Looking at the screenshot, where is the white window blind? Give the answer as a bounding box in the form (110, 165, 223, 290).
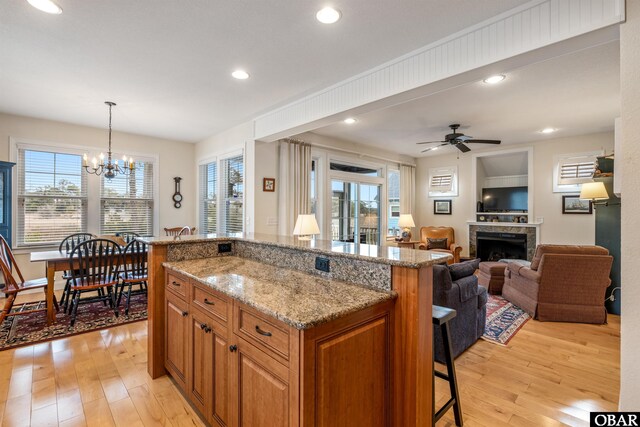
(199, 162, 217, 233)
(222, 155, 244, 233)
(16, 148, 87, 247)
(100, 161, 154, 235)
(558, 159, 597, 184)
(428, 167, 457, 197)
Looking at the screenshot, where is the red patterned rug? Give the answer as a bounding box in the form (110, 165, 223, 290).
(482, 295, 530, 345)
(0, 293, 147, 351)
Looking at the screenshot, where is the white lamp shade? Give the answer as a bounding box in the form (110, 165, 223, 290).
(580, 182, 609, 200)
(293, 214, 320, 236)
(397, 214, 415, 228)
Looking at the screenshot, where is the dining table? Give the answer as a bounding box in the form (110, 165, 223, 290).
(30, 245, 145, 325)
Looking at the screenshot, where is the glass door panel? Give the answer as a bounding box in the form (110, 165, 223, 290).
(331, 180, 381, 245)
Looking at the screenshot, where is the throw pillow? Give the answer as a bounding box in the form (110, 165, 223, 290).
(448, 258, 481, 280)
(427, 237, 448, 250)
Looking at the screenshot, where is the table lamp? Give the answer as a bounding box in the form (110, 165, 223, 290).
(579, 182, 609, 206)
(293, 214, 320, 240)
(397, 214, 415, 242)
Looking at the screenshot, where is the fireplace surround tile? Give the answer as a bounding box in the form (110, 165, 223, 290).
(469, 224, 537, 261)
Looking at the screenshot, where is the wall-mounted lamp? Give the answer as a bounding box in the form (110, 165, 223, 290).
(293, 214, 320, 240)
(579, 182, 616, 207)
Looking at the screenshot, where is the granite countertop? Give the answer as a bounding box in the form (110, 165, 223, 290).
(163, 256, 396, 330)
(141, 232, 451, 268)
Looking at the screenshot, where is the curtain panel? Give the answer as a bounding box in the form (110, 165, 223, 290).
(277, 139, 311, 236)
(400, 164, 416, 217)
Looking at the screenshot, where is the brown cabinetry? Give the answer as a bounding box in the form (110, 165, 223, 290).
(165, 270, 393, 427)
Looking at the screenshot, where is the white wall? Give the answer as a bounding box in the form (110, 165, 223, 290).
(0, 112, 196, 280)
(254, 141, 279, 234)
(619, 0, 640, 411)
(415, 132, 613, 255)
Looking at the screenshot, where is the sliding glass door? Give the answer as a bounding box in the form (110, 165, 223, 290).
(331, 180, 381, 245)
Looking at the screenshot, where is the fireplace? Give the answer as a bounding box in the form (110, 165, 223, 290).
(476, 231, 527, 261)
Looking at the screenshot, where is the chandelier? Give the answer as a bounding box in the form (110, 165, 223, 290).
(83, 101, 134, 180)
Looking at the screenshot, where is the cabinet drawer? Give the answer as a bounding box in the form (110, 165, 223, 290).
(166, 271, 190, 299)
(234, 304, 290, 361)
(192, 284, 228, 323)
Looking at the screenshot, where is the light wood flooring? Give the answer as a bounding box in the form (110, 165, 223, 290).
(0, 291, 620, 426)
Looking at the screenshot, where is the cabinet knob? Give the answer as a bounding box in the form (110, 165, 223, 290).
(181, 311, 188, 317)
(200, 323, 207, 330)
(229, 345, 238, 352)
(205, 326, 212, 333)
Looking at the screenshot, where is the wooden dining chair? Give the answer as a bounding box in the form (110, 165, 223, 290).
(0, 235, 59, 324)
(164, 226, 196, 236)
(59, 233, 96, 311)
(68, 238, 121, 327)
(117, 232, 140, 245)
(118, 239, 148, 315)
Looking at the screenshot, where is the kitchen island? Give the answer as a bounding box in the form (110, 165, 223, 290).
(142, 233, 451, 427)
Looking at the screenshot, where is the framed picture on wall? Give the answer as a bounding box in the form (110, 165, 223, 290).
(263, 178, 276, 192)
(434, 199, 452, 215)
(562, 195, 593, 214)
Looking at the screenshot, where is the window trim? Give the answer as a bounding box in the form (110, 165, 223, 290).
(553, 150, 602, 193)
(10, 137, 160, 251)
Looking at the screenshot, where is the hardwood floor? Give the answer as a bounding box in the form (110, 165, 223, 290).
(0, 292, 620, 426)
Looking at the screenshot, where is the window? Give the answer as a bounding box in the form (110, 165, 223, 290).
(16, 148, 87, 247)
(199, 153, 244, 234)
(553, 151, 600, 192)
(310, 159, 317, 215)
(387, 169, 400, 236)
(100, 161, 154, 235)
(199, 162, 217, 233)
(222, 155, 244, 233)
(428, 166, 458, 197)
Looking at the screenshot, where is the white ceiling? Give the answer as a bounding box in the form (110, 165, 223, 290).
(310, 41, 620, 157)
(478, 152, 529, 177)
(0, 0, 532, 142)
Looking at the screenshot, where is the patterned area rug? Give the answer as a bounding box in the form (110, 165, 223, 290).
(482, 294, 530, 345)
(0, 293, 147, 351)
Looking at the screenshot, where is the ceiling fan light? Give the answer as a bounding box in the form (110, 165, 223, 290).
(27, 0, 62, 14)
(483, 74, 506, 84)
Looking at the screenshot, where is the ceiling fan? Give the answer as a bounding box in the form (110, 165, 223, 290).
(416, 124, 501, 153)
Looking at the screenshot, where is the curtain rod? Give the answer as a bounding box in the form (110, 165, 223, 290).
(304, 141, 416, 168)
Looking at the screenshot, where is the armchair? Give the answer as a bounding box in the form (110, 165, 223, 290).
(502, 244, 613, 323)
(418, 226, 462, 264)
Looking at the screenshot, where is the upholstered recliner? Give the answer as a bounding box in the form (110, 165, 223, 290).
(432, 259, 487, 362)
(418, 226, 462, 264)
(502, 245, 613, 324)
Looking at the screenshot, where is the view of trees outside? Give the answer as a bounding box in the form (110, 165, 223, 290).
(101, 163, 153, 235)
(20, 150, 85, 245)
(224, 157, 243, 233)
(202, 162, 217, 233)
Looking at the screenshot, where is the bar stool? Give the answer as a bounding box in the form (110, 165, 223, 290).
(433, 305, 463, 426)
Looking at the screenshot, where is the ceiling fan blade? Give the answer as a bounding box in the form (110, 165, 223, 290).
(455, 143, 471, 153)
(416, 140, 446, 145)
(465, 139, 501, 144)
(421, 142, 449, 153)
(456, 135, 472, 141)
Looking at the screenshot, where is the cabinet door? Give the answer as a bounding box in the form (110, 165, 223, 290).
(189, 310, 212, 414)
(165, 292, 189, 391)
(209, 320, 229, 427)
(230, 338, 290, 427)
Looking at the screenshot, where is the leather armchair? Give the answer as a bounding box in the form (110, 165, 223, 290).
(502, 244, 613, 323)
(417, 226, 462, 264)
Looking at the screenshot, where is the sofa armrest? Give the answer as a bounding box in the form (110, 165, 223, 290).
(508, 263, 541, 283)
(450, 244, 462, 263)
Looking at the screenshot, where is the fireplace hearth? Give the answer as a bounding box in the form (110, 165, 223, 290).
(476, 231, 527, 261)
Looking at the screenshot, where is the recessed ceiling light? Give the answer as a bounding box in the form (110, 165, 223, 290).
(432, 147, 439, 151)
(316, 7, 341, 24)
(27, 0, 62, 14)
(540, 127, 557, 134)
(343, 118, 357, 124)
(483, 74, 506, 84)
(231, 70, 249, 80)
